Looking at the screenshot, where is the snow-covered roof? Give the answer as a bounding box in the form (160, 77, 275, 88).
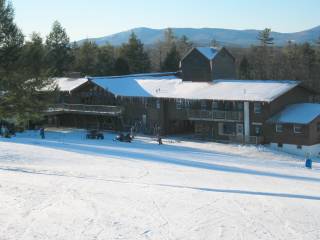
(268, 103, 320, 124)
(51, 77, 88, 92)
(91, 74, 299, 102)
(196, 47, 219, 60)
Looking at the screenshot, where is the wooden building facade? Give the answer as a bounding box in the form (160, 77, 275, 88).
(44, 46, 320, 157)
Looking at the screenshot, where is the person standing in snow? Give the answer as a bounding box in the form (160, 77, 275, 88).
(40, 127, 45, 139)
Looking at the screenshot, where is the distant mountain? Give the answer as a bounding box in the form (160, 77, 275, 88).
(78, 26, 320, 47)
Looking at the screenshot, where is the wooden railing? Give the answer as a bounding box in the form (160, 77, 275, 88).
(46, 103, 123, 116)
(187, 110, 243, 121)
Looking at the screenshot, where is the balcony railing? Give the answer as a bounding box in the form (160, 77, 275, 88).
(46, 103, 123, 116)
(187, 109, 243, 121)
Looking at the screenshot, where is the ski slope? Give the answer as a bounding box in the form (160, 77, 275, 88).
(0, 130, 319, 240)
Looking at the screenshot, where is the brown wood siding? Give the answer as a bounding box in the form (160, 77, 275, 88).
(264, 123, 312, 145)
(211, 48, 236, 80)
(308, 117, 320, 145)
(181, 49, 211, 82)
(268, 86, 311, 115)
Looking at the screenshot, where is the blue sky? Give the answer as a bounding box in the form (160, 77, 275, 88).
(12, 0, 320, 41)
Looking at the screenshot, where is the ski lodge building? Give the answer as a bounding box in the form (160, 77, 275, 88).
(45, 47, 320, 157)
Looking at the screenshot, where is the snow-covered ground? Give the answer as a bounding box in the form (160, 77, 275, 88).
(0, 129, 319, 240)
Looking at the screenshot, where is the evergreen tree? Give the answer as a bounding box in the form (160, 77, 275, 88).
(0, 0, 24, 83)
(114, 57, 130, 75)
(0, 1, 51, 124)
(257, 28, 274, 46)
(239, 56, 251, 79)
(176, 35, 193, 58)
(21, 33, 47, 79)
(74, 40, 99, 76)
(45, 21, 71, 76)
(96, 44, 116, 76)
(120, 32, 150, 73)
(161, 44, 181, 72)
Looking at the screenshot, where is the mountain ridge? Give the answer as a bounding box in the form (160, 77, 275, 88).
(78, 26, 320, 47)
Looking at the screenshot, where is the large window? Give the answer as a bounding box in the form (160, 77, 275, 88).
(276, 124, 283, 133)
(254, 103, 262, 114)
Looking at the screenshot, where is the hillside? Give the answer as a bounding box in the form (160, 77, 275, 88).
(79, 26, 320, 47)
(0, 130, 320, 239)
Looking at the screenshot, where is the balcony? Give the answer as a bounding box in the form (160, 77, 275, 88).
(46, 104, 123, 116)
(187, 109, 243, 121)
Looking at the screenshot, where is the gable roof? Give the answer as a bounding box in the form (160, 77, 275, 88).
(50, 77, 88, 92)
(268, 103, 320, 124)
(195, 47, 220, 60)
(91, 73, 299, 102)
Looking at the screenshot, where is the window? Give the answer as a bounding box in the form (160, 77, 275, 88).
(156, 99, 161, 109)
(317, 122, 320, 132)
(212, 101, 219, 110)
(237, 102, 243, 111)
(294, 124, 302, 134)
(185, 100, 191, 109)
(255, 125, 262, 136)
(176, 99, 183, 110)
(218, 123, 235, 135)
(201, 101, 207, 110)
(225, 102, 232, 110)
(276, 124, 283, 133)
(278, 143, 283, 148)
(254, 103, 262, 114)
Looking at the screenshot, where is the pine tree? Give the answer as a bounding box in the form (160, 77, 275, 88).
(74, 40, 99, 76)
(45, 21, 71, 76)
(161, 44, 181, 72)
(239, 57, 251, 79)
(96, 44, 116, 76)
(257, 28, 274, 46)
(21, 33, 47, 79)
(120, 32, 151, 73)
(176, 35, 193, 58)
(114, 57, 130, 75)
(0, 1, 51, 125)
(0, 0, 24, 82)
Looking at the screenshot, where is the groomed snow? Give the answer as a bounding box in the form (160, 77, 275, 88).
(268, 103, 320, 124)
(0, 130, 319, 240)
(92, 75, 299, 102)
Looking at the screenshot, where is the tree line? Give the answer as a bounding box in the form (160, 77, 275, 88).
(1, 0, 320, 124)
(235, 28, 320, 91)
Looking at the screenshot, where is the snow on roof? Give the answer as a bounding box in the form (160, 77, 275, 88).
(91, 74, 299, 102)
(51, 77, 88, 92)
(196, 47, 220, 60)
(268, 103, 320, 124)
